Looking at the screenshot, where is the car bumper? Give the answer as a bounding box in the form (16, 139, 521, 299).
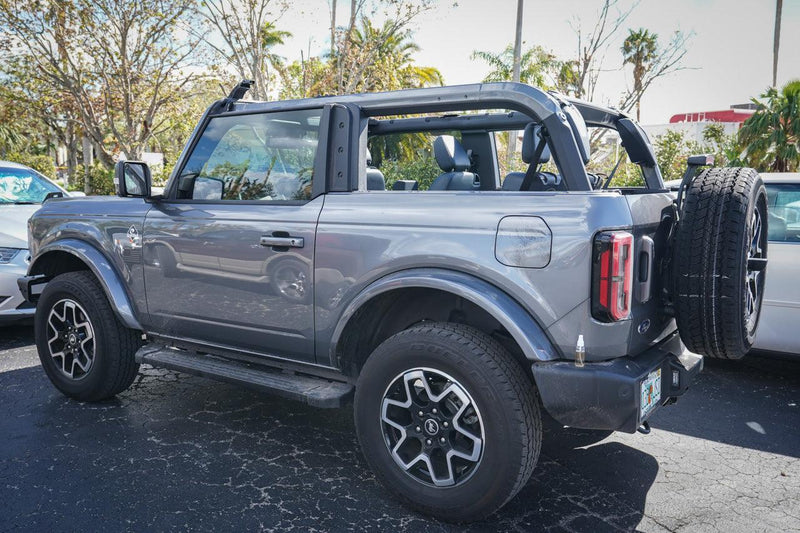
(0, 250, 35, 324)
(531, 331, 702, 433)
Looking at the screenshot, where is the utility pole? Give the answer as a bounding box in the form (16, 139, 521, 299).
(507, 0, 524, 173)
(773, 0, 783, 87)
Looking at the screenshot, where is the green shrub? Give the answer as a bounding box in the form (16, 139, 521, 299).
(380, 152, 441, 190)
(4, 151, 56, 177)
(70, 163, 115, 195)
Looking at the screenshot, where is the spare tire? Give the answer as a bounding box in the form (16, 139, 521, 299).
(672, 167, 768, 359)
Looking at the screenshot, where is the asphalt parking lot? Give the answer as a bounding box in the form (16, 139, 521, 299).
(1, 325, 798, 532)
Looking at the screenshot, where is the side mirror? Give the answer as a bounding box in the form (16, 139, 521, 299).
(42, 191, 64, 203)
(114, 161, 152, 198)
(192, 176, 225, 200)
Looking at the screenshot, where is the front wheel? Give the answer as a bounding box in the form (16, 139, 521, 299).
(35, 271, 142, 401)
(354, 322, 541, 522)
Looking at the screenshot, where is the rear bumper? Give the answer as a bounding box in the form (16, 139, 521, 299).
(531, 331, 702, 433)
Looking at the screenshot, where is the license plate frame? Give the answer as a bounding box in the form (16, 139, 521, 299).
(640, 368, 662, 420)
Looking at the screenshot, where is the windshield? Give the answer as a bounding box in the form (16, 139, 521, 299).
(0, 167, 61, 204)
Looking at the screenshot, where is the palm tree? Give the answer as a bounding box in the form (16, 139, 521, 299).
(622, 28, 658, 120)
(739, 79, 800, 172)
(471, 45, 560, 88)
(260, 21, 292, 89)
(350, 19, 443, 91)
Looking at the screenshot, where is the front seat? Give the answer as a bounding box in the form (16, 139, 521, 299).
(429, 136, 479, 191)
(366, 149, 386, 191)
(502, 123, 563, 191)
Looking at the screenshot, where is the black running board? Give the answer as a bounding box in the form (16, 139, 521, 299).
(135, 345, 353, 408)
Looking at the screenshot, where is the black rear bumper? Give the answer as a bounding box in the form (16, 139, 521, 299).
(531, 331, 702, 433)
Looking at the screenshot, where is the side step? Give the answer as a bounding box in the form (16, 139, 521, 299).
(135, 344, 353, 408)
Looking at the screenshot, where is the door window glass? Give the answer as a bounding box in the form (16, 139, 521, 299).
(766, 183, 800, 242)
(179, 109, 322, 201)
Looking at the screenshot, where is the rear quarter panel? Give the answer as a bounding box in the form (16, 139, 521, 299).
(315, 190, 659, 362)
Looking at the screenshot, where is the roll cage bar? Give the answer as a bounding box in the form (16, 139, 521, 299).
(166, 82, 664, 196)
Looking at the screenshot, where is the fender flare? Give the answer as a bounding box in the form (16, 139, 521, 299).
(329, 268, 559, 364)
(29, 239, 143, 330)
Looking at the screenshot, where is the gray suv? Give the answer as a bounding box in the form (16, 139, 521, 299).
(19, 82, 768, 521)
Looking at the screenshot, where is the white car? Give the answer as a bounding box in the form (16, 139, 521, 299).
(754, 173, 800, 355)
(0, 161, 79, 324)
(666, 172, 799, 356)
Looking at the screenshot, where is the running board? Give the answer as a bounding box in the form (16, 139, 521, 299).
(135, 344, 353, 408)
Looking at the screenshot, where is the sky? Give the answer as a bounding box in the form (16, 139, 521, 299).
(270, 0, 800, 124)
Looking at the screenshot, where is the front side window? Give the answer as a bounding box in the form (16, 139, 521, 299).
(0, 167, 61, 204)
(766, 183, 800, 242)
(179, 109, 322, 202)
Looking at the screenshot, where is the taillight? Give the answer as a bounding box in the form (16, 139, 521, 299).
(592, 231, 633, 322)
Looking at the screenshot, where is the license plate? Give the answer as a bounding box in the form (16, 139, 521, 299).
(640, 368, 662, 419)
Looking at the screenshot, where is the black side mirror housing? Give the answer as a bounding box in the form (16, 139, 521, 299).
(114, 161, 152, 198)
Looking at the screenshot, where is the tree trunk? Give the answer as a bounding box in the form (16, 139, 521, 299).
(506, 0, 524, 174)
(66, 122, 78, 184)
(82, 136, 93, 193)
(773, 0, 782, 87)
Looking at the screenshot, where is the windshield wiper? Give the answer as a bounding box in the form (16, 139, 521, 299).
(12, 201, 36, 205)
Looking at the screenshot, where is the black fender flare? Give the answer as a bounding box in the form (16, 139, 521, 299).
(328, 268, 559, 365)
(28, 239, 143, 330)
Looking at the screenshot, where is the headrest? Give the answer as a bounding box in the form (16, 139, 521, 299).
(433, 136, 471, 172)
(366, 148, 373, 167)
(521, 123, 550, 165)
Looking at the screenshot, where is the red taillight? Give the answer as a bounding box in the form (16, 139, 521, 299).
(592, 231, 633, 322)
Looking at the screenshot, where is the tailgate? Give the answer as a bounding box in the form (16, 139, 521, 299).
(624, 192, 678, 356)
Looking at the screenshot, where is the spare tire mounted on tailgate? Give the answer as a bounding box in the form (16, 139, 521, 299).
(671, 167, 768, 360)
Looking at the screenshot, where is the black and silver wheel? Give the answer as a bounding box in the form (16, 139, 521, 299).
(381, 367, 484, 487)
(355, 322, 541, 522)
(744, 205, 767, 335)
(672, 167, 768, 359)
(45, 299, 96, 380)
(35, 271, 142, 401)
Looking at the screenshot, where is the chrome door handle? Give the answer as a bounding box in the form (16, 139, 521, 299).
(260, 235, 304, 248)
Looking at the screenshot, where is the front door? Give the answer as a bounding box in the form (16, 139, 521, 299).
(142, 108, 325, 362)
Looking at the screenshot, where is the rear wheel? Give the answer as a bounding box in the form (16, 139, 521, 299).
(35, 271, 142, 401)
(672, 167, 768, 359)
(354, 322, 541, 522)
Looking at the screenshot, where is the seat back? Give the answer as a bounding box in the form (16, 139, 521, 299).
(430, 136, 479, 191)
(392, 179, 419, 190)
(502, 124, 562, 191)
(365, 148, 386, 190)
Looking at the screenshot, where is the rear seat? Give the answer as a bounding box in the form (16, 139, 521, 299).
(503, 124, 563, 191)
(429, 136, 479, 191)
(366, 149, 386, 190)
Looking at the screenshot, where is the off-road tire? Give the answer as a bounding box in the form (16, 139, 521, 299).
(35, 271, 142, 401)
(354, 322, 541, 522)
(672, 167, 768, 359)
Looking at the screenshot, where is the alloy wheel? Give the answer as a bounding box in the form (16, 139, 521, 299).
(380, 367, 484, 487)
(46, 299, 96, 380)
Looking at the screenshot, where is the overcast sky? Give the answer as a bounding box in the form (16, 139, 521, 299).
(271, 0, 799, 124)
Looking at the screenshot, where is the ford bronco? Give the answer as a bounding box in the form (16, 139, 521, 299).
(19, 81, 767, 521)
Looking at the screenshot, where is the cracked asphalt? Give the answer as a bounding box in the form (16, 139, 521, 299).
(1, 325, 798, 532)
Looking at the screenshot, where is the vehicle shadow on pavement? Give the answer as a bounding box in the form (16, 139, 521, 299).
(0, 355, 658, 532)
(647, 355, 800, 459)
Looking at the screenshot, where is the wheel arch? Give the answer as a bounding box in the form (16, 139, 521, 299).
(329, 268, 559, 376)
(29, 239, 142, 330)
